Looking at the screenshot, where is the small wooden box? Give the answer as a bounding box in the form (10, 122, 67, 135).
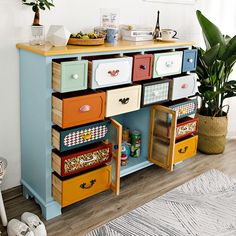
(52, 142, 112, 177)
(52, 120, 111, 152)
(52, 165, 112, 207)
(132, 54, 153, 82)
(52, 91, 106, 129)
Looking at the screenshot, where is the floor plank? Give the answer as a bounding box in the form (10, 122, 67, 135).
(2, 139, 236, 236)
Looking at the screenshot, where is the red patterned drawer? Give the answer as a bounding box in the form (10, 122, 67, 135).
(52, 142, 112, 177)
(167, 117, 198, 140)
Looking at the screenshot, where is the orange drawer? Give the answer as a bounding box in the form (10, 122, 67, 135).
(52, 165, 111, 207)
(52, 91, 105, 128)
(174, 135, 198, 164)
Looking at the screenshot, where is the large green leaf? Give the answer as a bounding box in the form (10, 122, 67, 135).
(223, 35, 236, 60)
(196, 10, 225, 48)
(202, 44, 220, 67)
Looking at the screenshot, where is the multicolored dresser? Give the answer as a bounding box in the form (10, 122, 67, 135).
(17, 40, 198, 220)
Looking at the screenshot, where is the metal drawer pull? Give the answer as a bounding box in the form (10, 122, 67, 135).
(181, 83, 189, 89)
(80, 179, 96, 189)
(80, 105, 91, 112)
(188, 58, 194, 63)
(119, 98, 130, 104)
(108, 69, 120, 77)
(165, 61, 174, 68)
(140, 65, 147, 70)
(79, 155, 97, 165)
(178, 146, 188, 154)
(81, 131, 92, 141)
(72, 74, 79, 80)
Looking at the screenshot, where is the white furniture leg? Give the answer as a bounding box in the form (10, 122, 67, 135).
(0, 190, 7, 226)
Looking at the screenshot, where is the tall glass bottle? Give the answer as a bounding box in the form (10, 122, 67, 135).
(153, 11, 161, 39)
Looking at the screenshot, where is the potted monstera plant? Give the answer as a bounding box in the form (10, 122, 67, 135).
(196, 10, 236, 154)
(22, 0, 55, 45)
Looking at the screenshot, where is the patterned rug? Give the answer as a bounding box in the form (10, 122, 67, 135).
(86, 169, 236, 236)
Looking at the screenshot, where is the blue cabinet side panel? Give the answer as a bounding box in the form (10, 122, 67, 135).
(20, 50, 53, 204)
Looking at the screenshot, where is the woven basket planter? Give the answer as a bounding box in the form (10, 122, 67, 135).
(195, 113, 228, 154)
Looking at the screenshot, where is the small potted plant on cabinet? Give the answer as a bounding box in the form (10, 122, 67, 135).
(22, 0, 55, 45)
(196, 10, 236, 154)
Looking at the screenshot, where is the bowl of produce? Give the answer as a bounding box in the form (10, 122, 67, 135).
(68, 32, 105, 46)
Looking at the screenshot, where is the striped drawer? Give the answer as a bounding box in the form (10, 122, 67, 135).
(52, 142, 112, 177)
(52, 165, 111, 207)
(142, 80, 170, 106)
(52, 120, 110, 152)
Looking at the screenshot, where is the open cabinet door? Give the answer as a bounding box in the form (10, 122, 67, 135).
(109, 118, 122, 195)
(148, 105, 177, 171)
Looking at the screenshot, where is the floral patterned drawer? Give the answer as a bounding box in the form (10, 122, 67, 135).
(52, 142, 112, 177)
(52, 120, 110, 152)
(167, 117, 198, 140)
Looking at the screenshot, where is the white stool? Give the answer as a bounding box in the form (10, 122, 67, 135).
(0, 157, 7, 226)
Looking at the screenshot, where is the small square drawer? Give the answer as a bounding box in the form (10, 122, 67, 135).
(132, 54, 153, 82)
(52, 91, 106, 129)
(169, 73, 198, 101)
(105, 85, 141, 117)
(174, 135, 198, 164)
(52, 120, 110, 152)
(142, 80, 170, 106)
(182, 49, 198, 72)
(88, 57, 133, 89)
(52, 59, 88, 93)
(52, 165, 111, 207)
(153, 51, 183, 78)
(52, 142, 112, 177)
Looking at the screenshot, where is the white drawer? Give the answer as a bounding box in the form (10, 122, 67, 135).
(153, 51, 183, 78)
(170, 73, 198, 101)
(88, 57, 133, 89)
(105, 85, 141, 117)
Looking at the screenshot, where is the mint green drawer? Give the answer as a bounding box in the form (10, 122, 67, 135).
(152, 51, 183, 78)
(52, 60, 88, 93)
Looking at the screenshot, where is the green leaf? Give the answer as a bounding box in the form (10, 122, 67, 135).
(223, 35, 236, 60)
(196, 10, 225, 48)
(202, 43, 220, 67)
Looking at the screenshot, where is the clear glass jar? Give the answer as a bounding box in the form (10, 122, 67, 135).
(30, 25, 45, 46)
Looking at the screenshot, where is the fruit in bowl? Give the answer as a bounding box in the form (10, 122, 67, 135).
(68, 31, 105, 45)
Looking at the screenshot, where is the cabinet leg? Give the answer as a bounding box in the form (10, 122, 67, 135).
(40, 201, 61, 220)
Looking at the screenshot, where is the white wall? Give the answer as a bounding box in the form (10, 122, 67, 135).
(0, 0, 235, 190)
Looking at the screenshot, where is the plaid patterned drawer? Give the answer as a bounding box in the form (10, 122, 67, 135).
(142, 80, 170, 106)
(165, 98, 198, 122)
(52, 142, 112, 177)
(52, 120, 110, 152)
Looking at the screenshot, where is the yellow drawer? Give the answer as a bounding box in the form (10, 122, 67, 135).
(52, 165, 111, 207)
(174, 135, 198, 164)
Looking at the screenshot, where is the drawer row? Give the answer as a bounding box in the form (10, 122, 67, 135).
(52, 49, 198, 93)
(52, 73, 198, 129)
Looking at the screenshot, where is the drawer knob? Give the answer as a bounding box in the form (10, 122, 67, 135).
(108, 69, 120, 77)
(80, 179, 96, 189)
(178, 146, 188, 154)
(188, 58, 194, 63)
(81, 131, 92, 141)
(181, 83, 189, 89)
(140, 65, 147, 70)
(165, 61, 174, 68)
(80, 105, 91, 112)
(72, 74, 79, 80)
(119, 98, 129, 104)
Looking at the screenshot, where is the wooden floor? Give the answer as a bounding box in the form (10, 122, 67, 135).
(2, 139, 236, 236)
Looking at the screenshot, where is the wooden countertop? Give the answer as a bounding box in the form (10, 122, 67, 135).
(16, 40, 194, 57)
